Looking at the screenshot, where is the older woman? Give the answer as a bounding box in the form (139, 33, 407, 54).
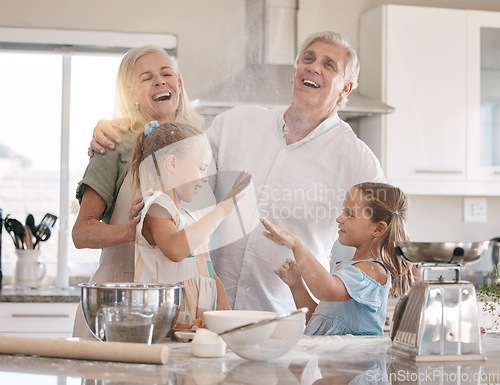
(72, 46, 202, 337)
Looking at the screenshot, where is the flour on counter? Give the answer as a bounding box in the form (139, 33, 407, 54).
(297, 334, 389, 346)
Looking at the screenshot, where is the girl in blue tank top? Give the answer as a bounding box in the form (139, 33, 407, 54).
(261, 182, 416, 335)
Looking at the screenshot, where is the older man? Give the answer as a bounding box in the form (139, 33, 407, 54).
(206, 31, 384, 312)
(90, 31, 384, 313)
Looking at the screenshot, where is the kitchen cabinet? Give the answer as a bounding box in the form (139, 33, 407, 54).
(359, 5, 500, 195)
(0, 302, 78, 338)
(467, 11, 500, 183)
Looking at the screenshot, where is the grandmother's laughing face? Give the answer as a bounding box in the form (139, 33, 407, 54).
(129, 51, 181, 124)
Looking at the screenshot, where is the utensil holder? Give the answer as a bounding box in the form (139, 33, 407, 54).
(13, 249, 46, 289)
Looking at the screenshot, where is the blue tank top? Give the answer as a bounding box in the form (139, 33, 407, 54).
(304, 259, 391, 336)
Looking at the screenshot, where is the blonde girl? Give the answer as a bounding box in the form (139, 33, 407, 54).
(132, 121, 251, 328)
(261, 182, 414, 335)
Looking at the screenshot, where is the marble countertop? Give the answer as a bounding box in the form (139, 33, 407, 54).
(0, 286, 80, 303)
(0, 334, 499, 384)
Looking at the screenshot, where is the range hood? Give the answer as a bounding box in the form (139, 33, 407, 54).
(193, 0, 394, 122)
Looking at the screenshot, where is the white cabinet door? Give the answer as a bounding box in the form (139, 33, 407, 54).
(466, 11, 500, 182)
(0, 302, 79, 338)
(360, 5, 467, 187)
(361, 5, 500, 195)
(384, 6, 467, 182)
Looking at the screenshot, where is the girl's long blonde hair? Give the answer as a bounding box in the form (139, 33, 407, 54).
(354, 182, 414, 297)
(114, 45, 203, 133)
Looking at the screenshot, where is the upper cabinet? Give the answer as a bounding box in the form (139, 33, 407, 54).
(467, 12, 500, 183)
(359, 5, 500, 195)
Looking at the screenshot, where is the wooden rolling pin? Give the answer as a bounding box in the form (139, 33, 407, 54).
(0, 336, 169, 364)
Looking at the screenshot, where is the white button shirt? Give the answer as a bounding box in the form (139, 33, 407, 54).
(207, 105, 385, 313)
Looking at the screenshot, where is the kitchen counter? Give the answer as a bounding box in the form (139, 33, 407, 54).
(0, 334, 499, 384)
(0, 286, 80, 303)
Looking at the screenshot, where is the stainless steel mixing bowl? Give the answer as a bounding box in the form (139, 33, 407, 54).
(79, 282, 181, 343)
(394, 241, 490, 264)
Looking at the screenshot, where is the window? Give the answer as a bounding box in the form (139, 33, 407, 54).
(0, 28, 176, 286)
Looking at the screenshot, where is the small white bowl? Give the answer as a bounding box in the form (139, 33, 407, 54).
(191, 329, 227, 358)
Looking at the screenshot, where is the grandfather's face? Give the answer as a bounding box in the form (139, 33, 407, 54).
(129, 51, 182, 124)
(292, 40, 353, 117)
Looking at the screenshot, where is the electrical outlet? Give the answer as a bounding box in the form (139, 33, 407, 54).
(463, 197, 487, 223)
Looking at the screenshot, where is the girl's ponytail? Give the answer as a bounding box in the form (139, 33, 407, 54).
(354, 182, 414, 297)
(381, 211, 413, 297)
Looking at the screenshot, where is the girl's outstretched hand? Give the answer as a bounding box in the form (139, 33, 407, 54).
(219, 171, 253, 216)
(274, 258, 302, 288)
(260, 218, 296, 250)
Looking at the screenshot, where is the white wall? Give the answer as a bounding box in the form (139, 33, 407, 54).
(1, 0, 499, 247)
(2, 0, 500, 99)
(0, 0, 248, 99)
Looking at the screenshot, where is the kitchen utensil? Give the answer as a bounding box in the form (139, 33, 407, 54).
(4, 215, 21, 249)
(33, 213, 57, 248)
(79, 282, 181, 343)
(203, 310, 278, 333)
(25, 214, 36, 237)
(205, 308, 307, 361)
(13, 249, 46, 289)
(219, 308, 307, 336)
(40, 212, 58, 228)
(33, 225, 51, 248)
(25, 214, 36, 248)
(11, 218, 26, 250)
(23, 226, 33, 250)
(0, 335, 169, 364)
(389, 241, 489, 362)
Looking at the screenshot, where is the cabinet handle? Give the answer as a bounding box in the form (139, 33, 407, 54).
(11, 313, 69, 318)
(414, 170, 463, 174)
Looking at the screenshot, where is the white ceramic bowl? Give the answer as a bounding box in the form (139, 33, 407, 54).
(204, 309, 306, 361)
(225, 311, 306, 361)
(203, 310, 278, 346)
